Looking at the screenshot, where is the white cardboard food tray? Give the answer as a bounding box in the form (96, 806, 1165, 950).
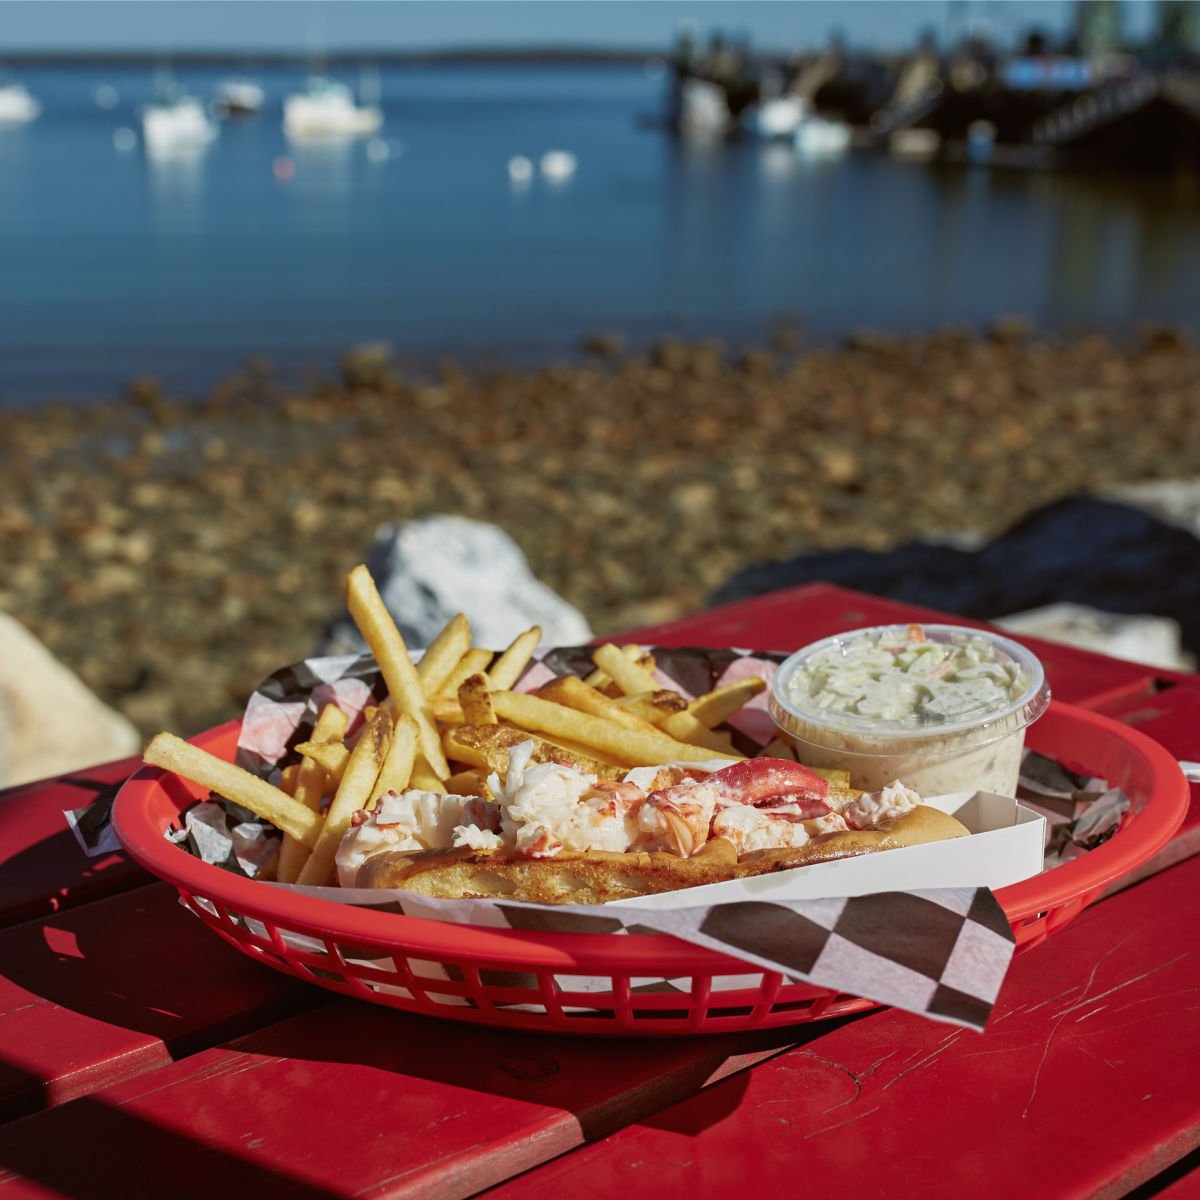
(607, 792, 1046, 910)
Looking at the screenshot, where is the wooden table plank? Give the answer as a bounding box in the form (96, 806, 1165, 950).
(0, 755, 147, 929)
(0, 1003, 799, 1199)
(480, 853, 1200, 1200)
(0, 882, 320, 1122)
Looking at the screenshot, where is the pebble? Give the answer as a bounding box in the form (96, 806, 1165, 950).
(2, 329, 1198, 738)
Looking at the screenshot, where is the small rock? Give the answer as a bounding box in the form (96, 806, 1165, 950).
(736, 348, 776, 376)
(1137, 322, 1191, 353)
(988, 314, 1033, 342)
(649, 339, 690, 373)
(341, 343, 394, 391)
(582, 332, 626, 358)
(994, 604, 1192, 672)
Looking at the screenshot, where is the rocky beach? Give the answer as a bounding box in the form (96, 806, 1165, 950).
(3, 325, 1198, 741)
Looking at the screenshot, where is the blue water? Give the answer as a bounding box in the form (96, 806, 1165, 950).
(1, 62, 1198, 406)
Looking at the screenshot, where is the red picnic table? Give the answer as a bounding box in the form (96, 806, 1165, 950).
(0, 583, 1197, 1199)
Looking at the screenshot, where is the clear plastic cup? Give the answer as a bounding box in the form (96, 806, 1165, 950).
(768, 623, 1050, 797)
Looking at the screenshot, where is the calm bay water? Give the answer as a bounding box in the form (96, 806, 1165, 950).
(1, 61, 1198, 407)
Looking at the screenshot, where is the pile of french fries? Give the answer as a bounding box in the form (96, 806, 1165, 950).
(144, 563, 777, 888)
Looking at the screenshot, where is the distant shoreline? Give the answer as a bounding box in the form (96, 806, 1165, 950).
(0, 46, 664, 67)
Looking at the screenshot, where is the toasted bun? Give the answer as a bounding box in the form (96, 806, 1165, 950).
(354, 805, 971, 903)
(738, 804, 970, 875)
(356, 837, 740, 905)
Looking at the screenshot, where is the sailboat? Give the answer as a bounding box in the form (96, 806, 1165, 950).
(214, 78, 266, 118)
(141, 83, 218, 156)
(0, 80, 41, 124)
(283, 74, 382, 138)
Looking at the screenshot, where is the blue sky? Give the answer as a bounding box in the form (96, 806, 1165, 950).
(0, 1, 1122, 55)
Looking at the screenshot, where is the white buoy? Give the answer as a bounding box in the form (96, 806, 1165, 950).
(113, 126, 137, 152)
(539, 150, 577, 181)
(507, 155, 533, 184)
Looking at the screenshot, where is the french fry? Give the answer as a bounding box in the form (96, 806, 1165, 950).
(591, 643, 658, 697)
(583, 644, 643, 690)
(296, 707, 393, 886)
(315, 703, 351, 745)
(409, 755, 448, 793)
(445, 768, 489, 796)
(144, 732, 323, 847)
(538, 674, 661, 735)
(458, 672, 497, 725)
(279, 764, 301, 795)
(491, 691, 740, 767)
(278, 703, 349, 884)
(660, 711, 739, 756)
(430, 696, 466, 723)
(346, 564, 449, 779)
(536, 731, 629, 767)
(439, 648, 495, 699)
(487, 626, 542, 691)
(687, 677, 767, 728)
(590, 645, 738, 753)
(612, 690, 689, 721)
(634, 651, 657, 674)
(810, 765, 854, 788)
(375, 713, 418, 797)
(416, 613, 472, 698)
(444, 723, 625, 780)
(759, 736, 798, 761)
(294, 739, 349, 784)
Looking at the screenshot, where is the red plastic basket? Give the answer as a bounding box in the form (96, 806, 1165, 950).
(113, 699, 1189, 1036)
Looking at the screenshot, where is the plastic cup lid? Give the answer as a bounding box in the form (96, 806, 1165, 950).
(769, 623, 1050, 747)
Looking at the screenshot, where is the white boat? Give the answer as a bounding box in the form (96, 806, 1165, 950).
(754, 96, 808, 139)
(540, 150, 577, 181)
(283, 77, 382, 138)
(794, 116, 853, 158)
(214, 78, 265, 117)
(141, 94, 218, 155)
(0, 81, 42, 125)
(507, 155, 534, 184)
(676, 78, 730, 138)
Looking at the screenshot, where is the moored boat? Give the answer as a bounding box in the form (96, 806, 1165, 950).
(283, 77, 382, 138)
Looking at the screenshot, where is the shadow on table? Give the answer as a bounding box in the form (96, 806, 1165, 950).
(0, 876, 320, 1120)
(0, 1077, 337, 1199)
(0, 771, 148, 928)
(205, 998, 872, 1141)
(0, 894, 873, 1196)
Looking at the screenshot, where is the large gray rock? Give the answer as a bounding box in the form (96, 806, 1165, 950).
(0, 612, 141, 788)
(994, 603, 1192, 671)
(318, 516, 593, 655)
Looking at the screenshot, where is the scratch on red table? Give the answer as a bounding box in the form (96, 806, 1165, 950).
(802, 1105, 883, 1139)
(880, 1030, 965, 1092)
(1020, 948, 1189, 1119)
